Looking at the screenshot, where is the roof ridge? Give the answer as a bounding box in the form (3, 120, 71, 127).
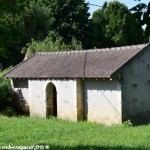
(36, 43, 148, 55)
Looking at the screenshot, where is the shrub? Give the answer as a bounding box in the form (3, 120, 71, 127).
(0, 67, 29, 116)
(22, 34, 82, 57)
(0, 67, 14, 112)
(2, 106, 16, 117)
(0, 67, 15, 116)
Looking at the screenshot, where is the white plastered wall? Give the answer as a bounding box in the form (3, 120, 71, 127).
(11, 78, 122, 125)
(83, 79, 122, 125)
(122, 45, 150, 119)
(28, 79, 78, 121)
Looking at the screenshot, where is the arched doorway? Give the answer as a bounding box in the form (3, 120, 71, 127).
(46, 83, 57, 117)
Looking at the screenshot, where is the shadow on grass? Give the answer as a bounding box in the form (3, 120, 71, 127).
(38, 144, 149, 150)
(52, 146, 149, 150)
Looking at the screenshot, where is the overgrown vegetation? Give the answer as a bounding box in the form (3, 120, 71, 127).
(23, 35, 82, 57)
(0, 0, 89, 68)
(91, 1, 144, 48)
(0, 116, 150, 149)
(0, 0, 149, 69)
(0, 67, 17, 116)
(0, 68, 12, 109)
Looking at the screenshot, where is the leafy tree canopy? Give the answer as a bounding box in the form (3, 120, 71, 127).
(23, 34, 82, 57)
(47, 0, 90, 44)
(91, 1, 144, 48)
(0, 0, 89, 68)
(0, 0, 26, 68)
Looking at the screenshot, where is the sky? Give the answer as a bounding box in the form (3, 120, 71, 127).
(85, 0, 150, 16)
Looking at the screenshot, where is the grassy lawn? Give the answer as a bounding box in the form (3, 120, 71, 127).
(0, 116, 150, 150)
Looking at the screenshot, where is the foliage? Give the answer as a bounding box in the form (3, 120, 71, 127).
(0, 0, 47, 68)
(0, 0, 148, 68)
(0, 2, 24, 68)
(89, 2, 108, 48)
(0, 0, 89, 68)
(0, 78, 12, 109)
(0, 0, 35, 68)
(46, 0, 90, 45)
(0, 67, 13, 110)
(91, 1, 144, 48)
(23, 0, 54, 42)
(1, 106, 16, 117)
(130, 2, 150, 42)
(24, 34, 82, 57)
(0, 66, 12, 77)
(123, 120, 133, 127)
(0, 116, 150, 149)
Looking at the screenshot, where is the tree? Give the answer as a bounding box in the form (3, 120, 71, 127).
(46, 0, 90, 46)
(23, 34, 82, 57)
(0, 0, 26, 68)
(91, 1, 144, 48)
(0, 0, 90, 68)
(23, 0, 54, 42)
(130, 2, 150, 42)
(90, 2, 108, 48)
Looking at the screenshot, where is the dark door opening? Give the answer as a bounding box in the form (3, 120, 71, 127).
(53, 86, 57, 117)
(46, 83, 57, 117)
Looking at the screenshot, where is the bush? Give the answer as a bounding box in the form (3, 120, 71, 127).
(22, 34, 82, 57)
(2, 106, 16, 117)
(0, 77, 12, 109)
(0, 67, 13, 111)
(0, 67, 28, 116)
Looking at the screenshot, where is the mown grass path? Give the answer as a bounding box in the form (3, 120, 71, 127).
(0, 116, 150, 150)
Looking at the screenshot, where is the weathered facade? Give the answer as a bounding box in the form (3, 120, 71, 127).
(121, 45, 150, 122)
(5, 43, 150, 125)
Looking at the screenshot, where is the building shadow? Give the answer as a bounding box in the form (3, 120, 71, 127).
(12, 89, 29, 115)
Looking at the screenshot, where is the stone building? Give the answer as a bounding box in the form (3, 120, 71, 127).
(5, 43, 150, 125)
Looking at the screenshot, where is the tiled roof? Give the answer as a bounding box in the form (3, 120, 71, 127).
(5, 43, 149, 78)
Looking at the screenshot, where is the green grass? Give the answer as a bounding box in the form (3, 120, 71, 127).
(0, 116, 150, 150)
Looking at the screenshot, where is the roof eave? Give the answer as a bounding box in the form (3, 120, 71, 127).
(3, 53, 37, 78)
(7, 76, 111, 79)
